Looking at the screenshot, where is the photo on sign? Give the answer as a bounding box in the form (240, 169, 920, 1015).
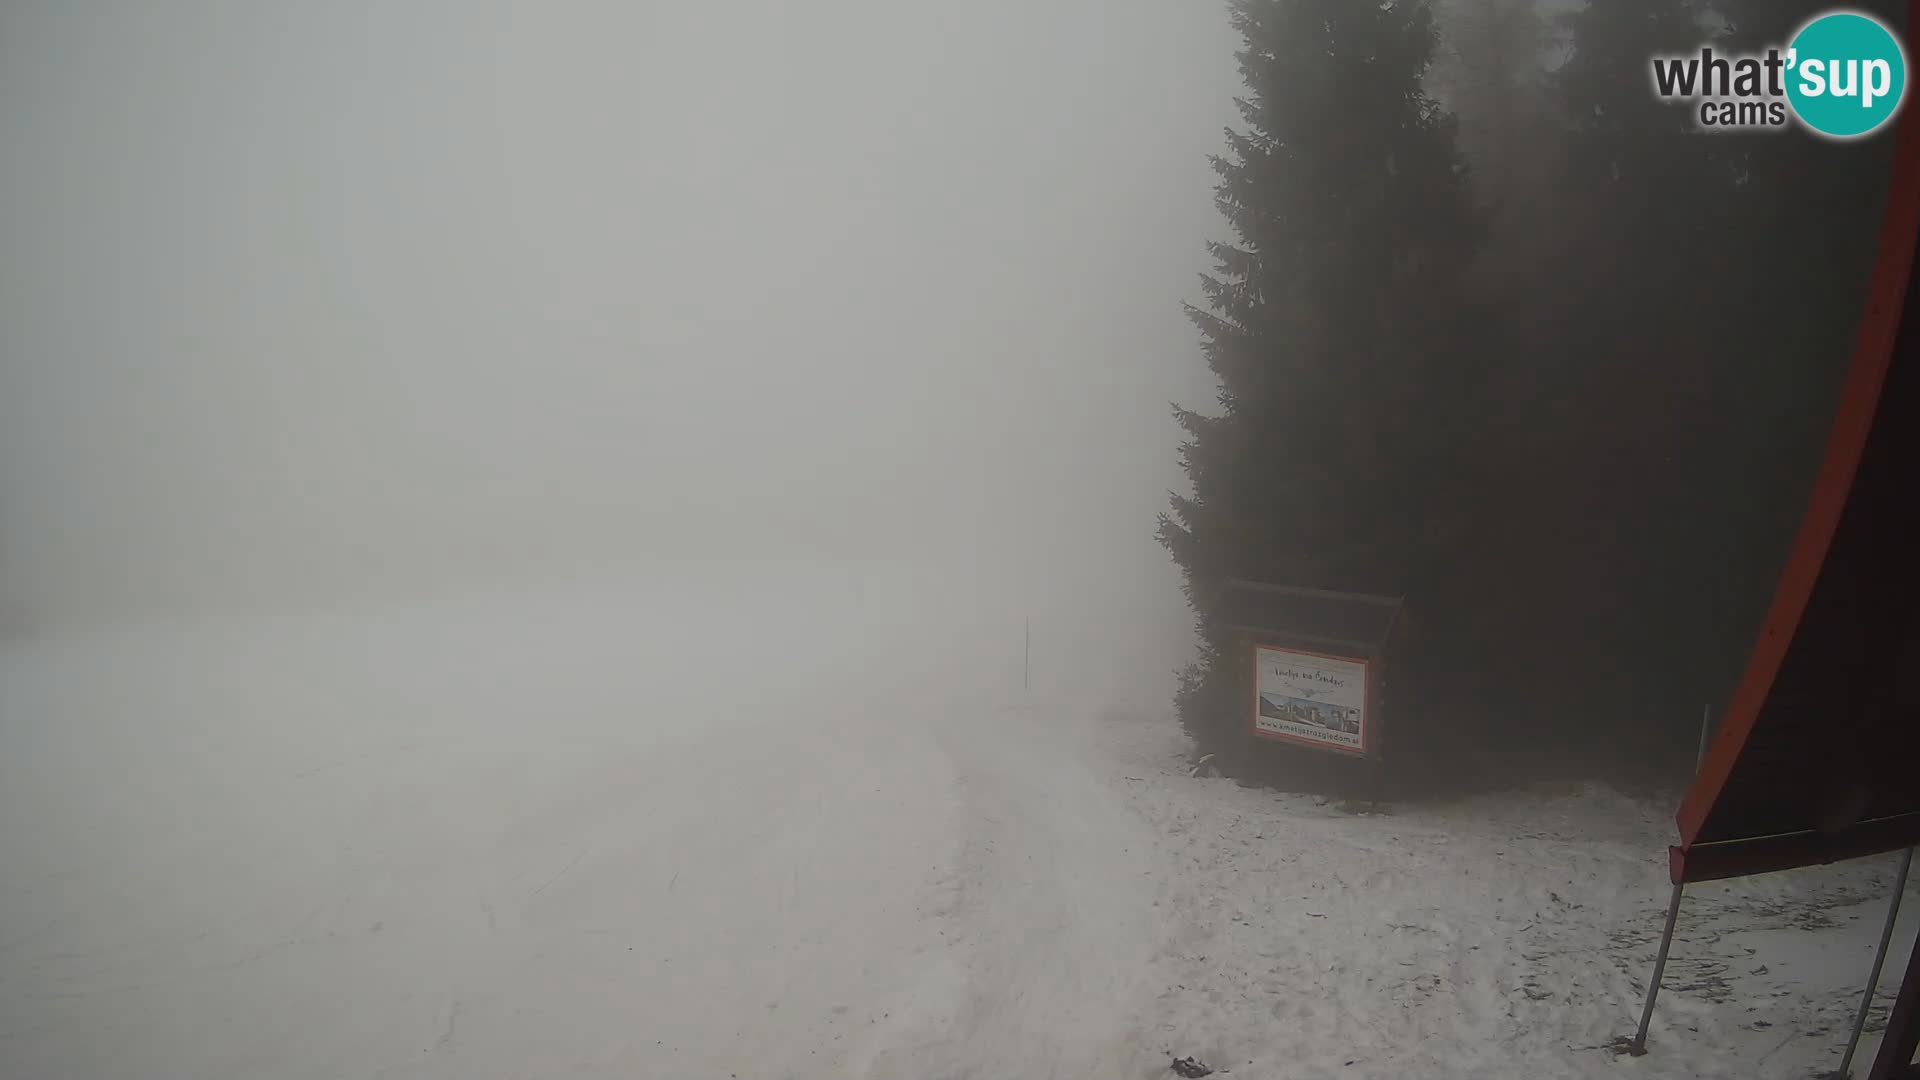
(1258, 692, 1360, 735)
(1251, 645, 1368, 754)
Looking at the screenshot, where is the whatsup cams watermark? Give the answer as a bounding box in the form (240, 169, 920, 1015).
(1650, 9, 1909, 138)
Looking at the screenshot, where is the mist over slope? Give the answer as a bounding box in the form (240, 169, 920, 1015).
(0, 1, 1237, 632)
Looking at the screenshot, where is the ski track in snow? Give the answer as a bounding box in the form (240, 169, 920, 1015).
(853, 701, 1160, 1079)
(2, 570, 1916, 1080)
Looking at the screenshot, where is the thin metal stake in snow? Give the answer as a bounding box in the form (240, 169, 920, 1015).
(1632, 881, 1687, 1055)
(1837, 846, 1915, 1078)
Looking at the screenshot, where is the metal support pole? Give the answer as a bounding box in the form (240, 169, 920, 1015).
(1696, 704, 1713, 772)
(1023, 617, 1029, 691)
(1633, 881, 1687, 1055)
(1867, 897, 1920, 1080)
(1838, 847, 1915, 1079)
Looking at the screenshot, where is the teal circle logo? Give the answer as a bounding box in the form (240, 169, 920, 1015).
(1785, 11, 1908, 139)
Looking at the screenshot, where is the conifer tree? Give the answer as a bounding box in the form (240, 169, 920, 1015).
(1161, 0, 1487, 771)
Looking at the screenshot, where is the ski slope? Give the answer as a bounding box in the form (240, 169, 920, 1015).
(2, 565, 1913, 1079)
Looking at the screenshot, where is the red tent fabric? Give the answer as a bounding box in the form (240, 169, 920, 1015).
(1672, 82, 1920, 888)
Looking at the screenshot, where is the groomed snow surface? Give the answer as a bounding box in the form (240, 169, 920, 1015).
(3, 565, 1914, 1080)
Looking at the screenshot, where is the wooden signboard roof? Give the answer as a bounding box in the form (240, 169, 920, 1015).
(1216, 579, 1403, 655)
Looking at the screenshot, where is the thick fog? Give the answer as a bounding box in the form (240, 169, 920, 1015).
(3, 11, 1252, 1076)
(0, 1, 1237, 632)
(9, 3, 1920, 1078)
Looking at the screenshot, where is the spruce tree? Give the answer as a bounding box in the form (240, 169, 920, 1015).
(1160, 0, 1486, 775)
(1699, 0, 1903, 699)
(1443, 0, 1735, 754)
(1429, 0, 1559, 213)
(1528, 0, 1901, 763)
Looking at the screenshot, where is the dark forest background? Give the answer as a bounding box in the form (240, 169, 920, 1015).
(1159, 0, 1906, 792)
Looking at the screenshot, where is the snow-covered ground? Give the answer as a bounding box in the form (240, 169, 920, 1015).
(2, 565, 1913, 1079)
(1108, 712, 1918, 1080)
